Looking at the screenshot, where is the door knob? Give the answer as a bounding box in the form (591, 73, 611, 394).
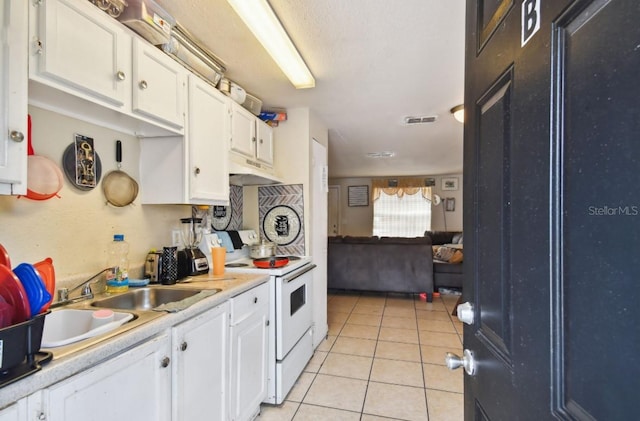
(9, 131, 24, 142)
(456, 301, 474, 325)
(445, 349, 477, 376)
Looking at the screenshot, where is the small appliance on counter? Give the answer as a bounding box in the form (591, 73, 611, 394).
(144, 250, 162, 283)
(177, 217, 209, 278)
(199, 232, 222, 258)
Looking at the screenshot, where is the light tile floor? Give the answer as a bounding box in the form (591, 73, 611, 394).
(258, 292, 464, 421)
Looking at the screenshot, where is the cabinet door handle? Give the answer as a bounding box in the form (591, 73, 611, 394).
(116, 71, 126, 81)
(259, 138, 263, 144)
(181, 341, 188, 351)
(266, 319, 270, 326)
(139, 80, 148, 90)
(254, 297, 258, 304)
(161, 356, 170, 368)
(37, 412, 46, 420)
(194, 167, 201, 175)
(9, 131, 24, 142)
(252, 137, 256, 143)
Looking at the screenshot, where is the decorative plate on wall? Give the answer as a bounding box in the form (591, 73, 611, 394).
(211, 205, 232, 231)
(262, 205, 301, 246)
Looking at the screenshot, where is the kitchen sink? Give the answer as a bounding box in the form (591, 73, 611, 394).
(90, 287, 210, 311)
(42, 308, 135, 348)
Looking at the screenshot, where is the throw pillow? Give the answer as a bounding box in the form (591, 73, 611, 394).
(433, 246, 464, 263)
(449, 250, 463, 264)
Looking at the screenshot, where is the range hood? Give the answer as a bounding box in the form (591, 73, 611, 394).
(228, 159, 284, 186)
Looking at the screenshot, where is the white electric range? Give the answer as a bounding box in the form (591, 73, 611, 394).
(208, 229, 316, 405)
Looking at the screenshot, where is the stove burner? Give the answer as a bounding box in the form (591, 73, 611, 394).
(225, 262, 249, 268)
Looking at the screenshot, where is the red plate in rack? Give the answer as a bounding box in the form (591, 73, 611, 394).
(0, 265, 31, 324)
(0, 243, 11, 267)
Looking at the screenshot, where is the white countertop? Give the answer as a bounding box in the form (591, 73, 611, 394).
(0, 272, 270, 410)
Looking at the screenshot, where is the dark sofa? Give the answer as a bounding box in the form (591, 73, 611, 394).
(327, 236, 435, 301)
(424, 231, 463, 291)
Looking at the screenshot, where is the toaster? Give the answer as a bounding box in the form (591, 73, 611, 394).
(144, 251, 162, 283)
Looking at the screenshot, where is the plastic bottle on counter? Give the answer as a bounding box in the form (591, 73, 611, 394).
(106, 234, 129, 293)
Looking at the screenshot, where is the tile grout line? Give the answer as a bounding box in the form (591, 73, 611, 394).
(357, 291, 385, 419)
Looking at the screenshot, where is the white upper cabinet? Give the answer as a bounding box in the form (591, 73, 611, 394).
(140, 75, 230, 205)
(256, 119, 274, 166)
(187, 75, 229, 203)
(132, 38, 185, 129)
(230, 101, 276, 172)
(29, 0, 131, 107)
(0, 0, 28, 195)
(28, 0, 183, 136)
(230, 101, 257, 159)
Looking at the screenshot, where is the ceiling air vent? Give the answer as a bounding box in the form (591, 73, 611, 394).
(366, 151, 395, 158)
(404, 115, 438, 125)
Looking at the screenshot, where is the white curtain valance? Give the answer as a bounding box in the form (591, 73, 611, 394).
(371, 178, 432, 201)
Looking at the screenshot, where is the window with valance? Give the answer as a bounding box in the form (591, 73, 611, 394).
(372, 178, 433, 237)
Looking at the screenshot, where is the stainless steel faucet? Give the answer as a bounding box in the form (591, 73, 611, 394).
(54, 268, 111, 306)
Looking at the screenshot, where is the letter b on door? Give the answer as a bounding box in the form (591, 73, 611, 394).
(521, 0, 540, 47)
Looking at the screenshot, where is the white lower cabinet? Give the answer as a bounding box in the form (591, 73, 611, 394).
(0, 398, 27, 421)
(172, 302, 229, 421)
(29, 334, 172, 421)
(7, 285, 271, 421)
(229, 283, 270, 421)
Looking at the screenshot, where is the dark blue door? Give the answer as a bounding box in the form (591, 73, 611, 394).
(462, 0, 640, 418)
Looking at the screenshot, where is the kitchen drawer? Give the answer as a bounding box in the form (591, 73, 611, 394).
(229, 282, 269, 325)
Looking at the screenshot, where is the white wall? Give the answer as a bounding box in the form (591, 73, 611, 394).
(328, 173, 463, 236)
(0, 106, 192, 285)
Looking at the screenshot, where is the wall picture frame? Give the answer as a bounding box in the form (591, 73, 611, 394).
(442, 177, 459, 191)
(445, 197, 456, 212)
(348, 185, 369, 207)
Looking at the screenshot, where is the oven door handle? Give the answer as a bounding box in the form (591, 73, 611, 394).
(283, 264, 316, 283)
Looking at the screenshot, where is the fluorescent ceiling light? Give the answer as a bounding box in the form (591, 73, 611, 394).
(227, 0, 315, 89)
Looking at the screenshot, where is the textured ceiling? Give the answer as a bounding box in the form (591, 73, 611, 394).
(154, 0, 466, 178)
